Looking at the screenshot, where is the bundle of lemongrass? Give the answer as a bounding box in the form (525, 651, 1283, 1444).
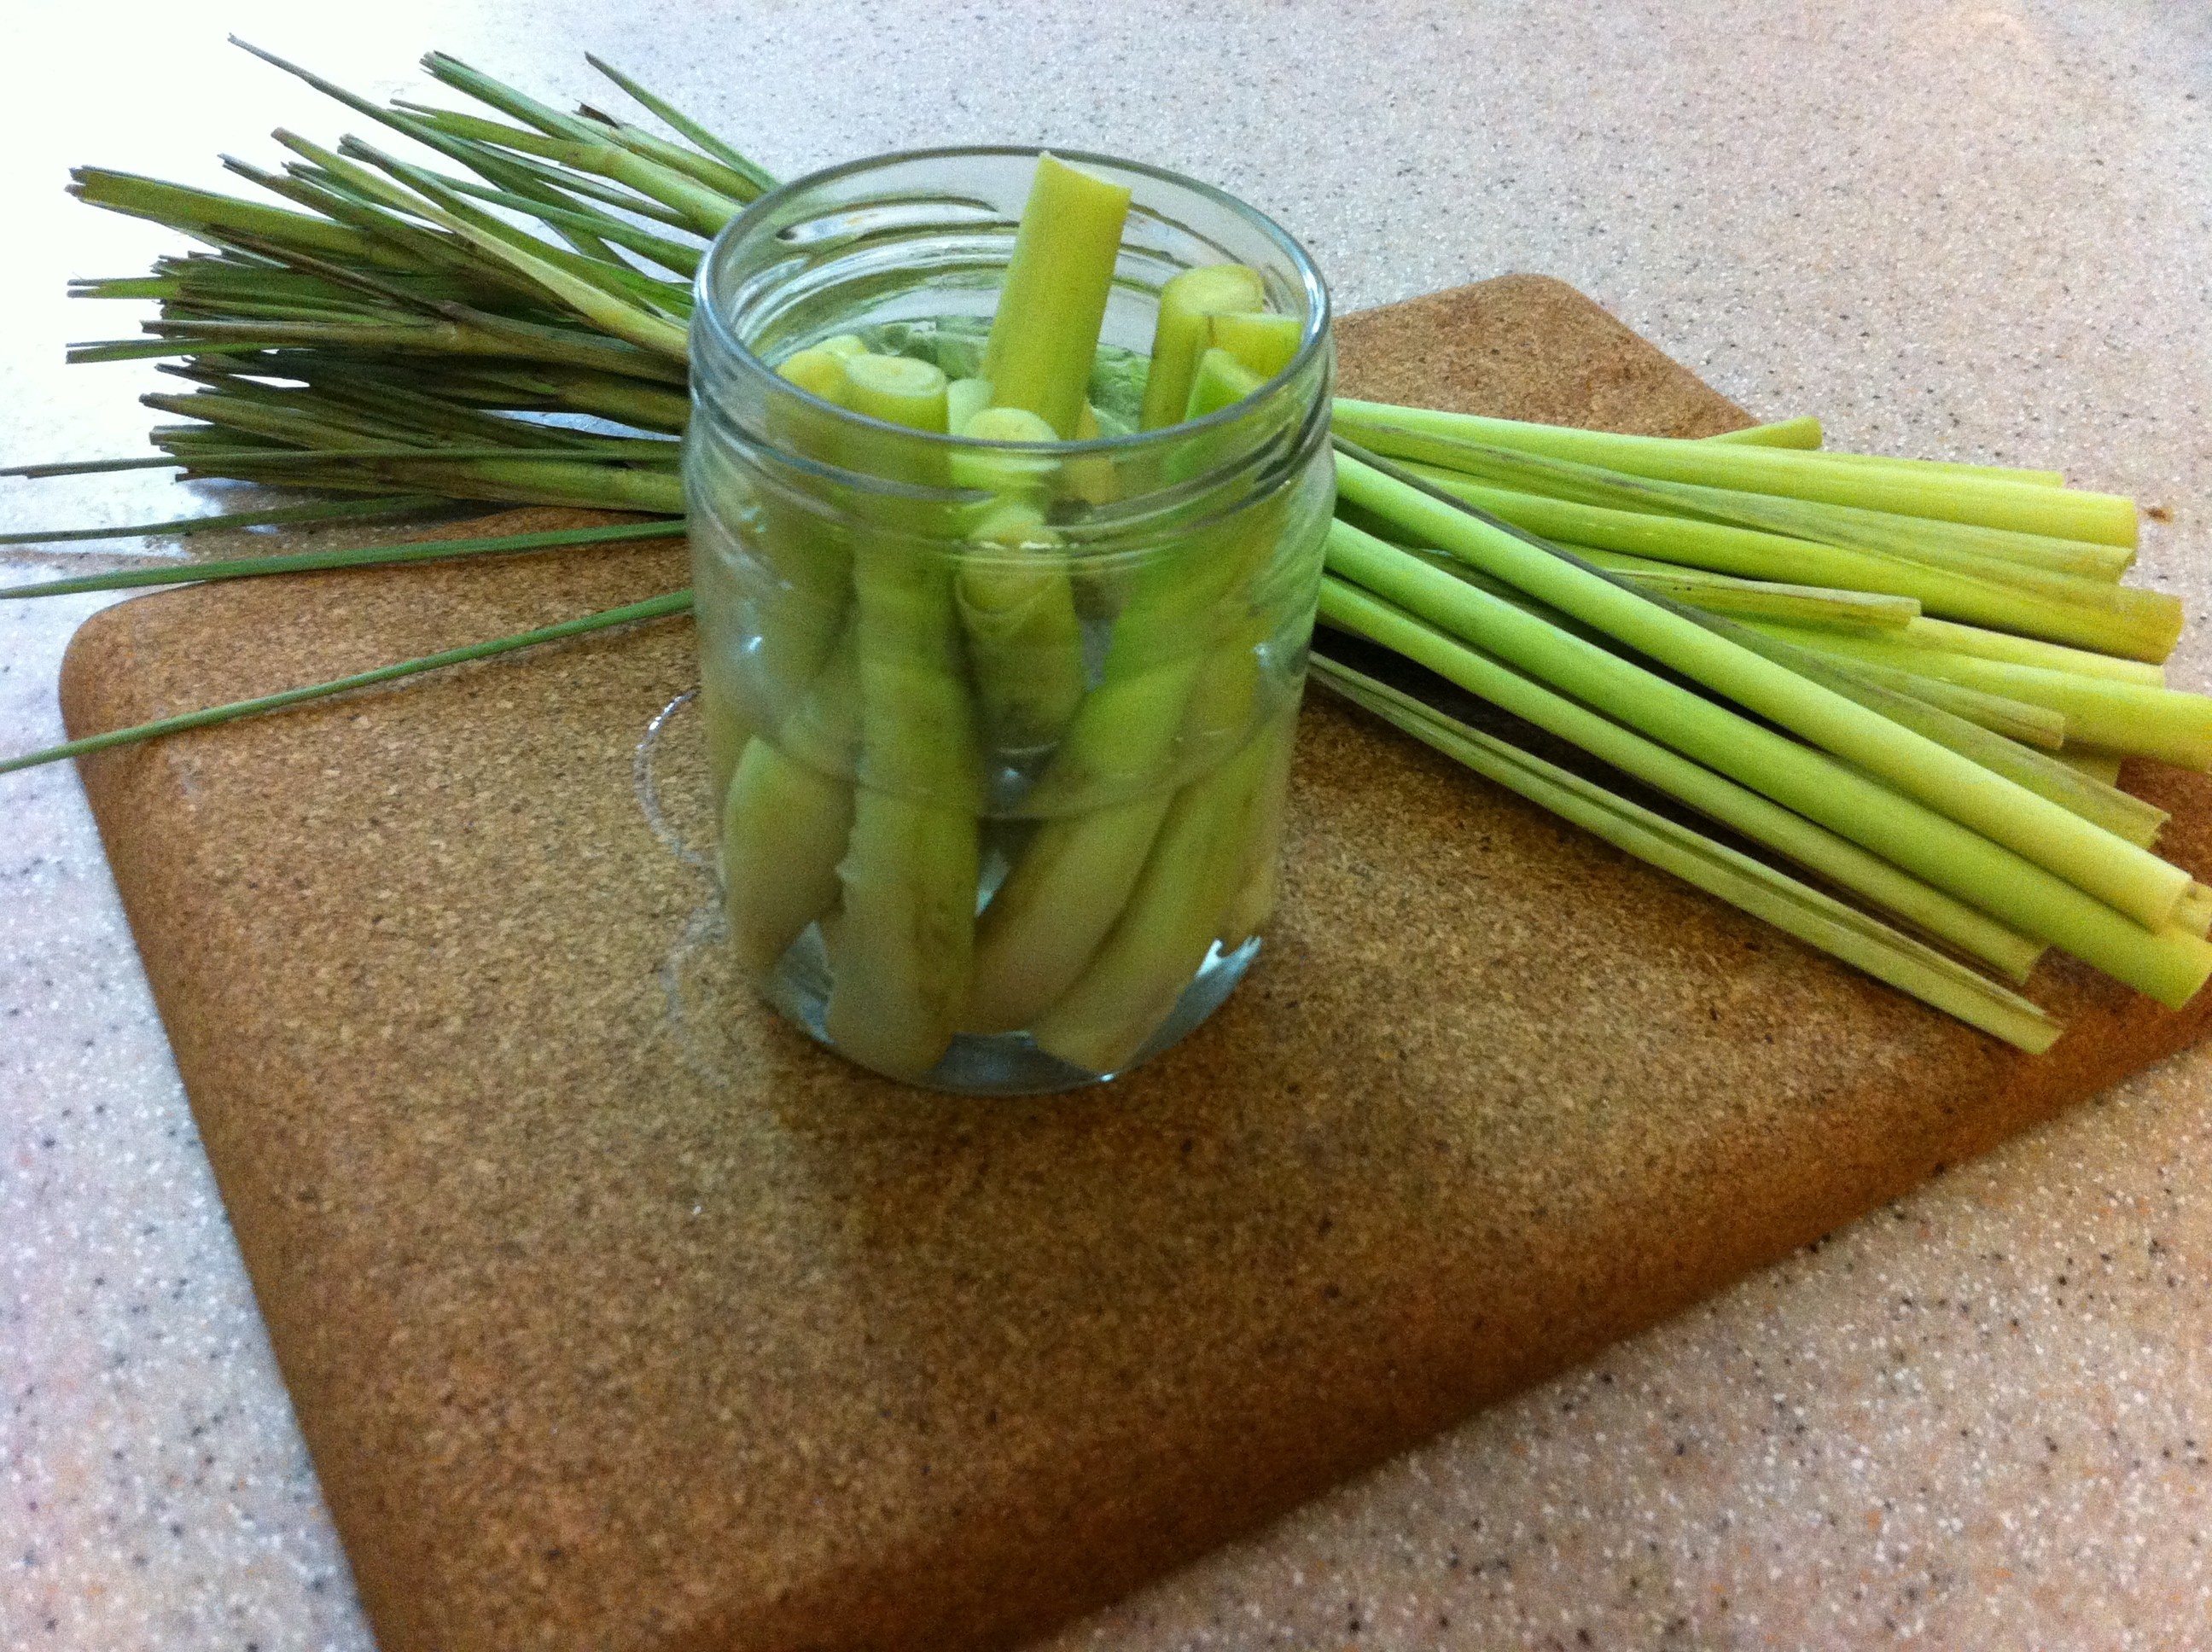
(4, 40, 2207, 1054)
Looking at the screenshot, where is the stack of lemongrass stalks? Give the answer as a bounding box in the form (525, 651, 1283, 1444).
(1310, 409, 2212, 1050)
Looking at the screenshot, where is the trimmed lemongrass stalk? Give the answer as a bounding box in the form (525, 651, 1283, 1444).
(2175, 885, 2212, 940)
(1138, 264, 1267, 430)
(1184, 348, 1266, 420)
(1206, 311, 1304, 380)
(1029, 713, 1283, 1073)
(1375, 433, 2137, 588)
(1902, 617, 2164, 686)
(1320, 517, 2212, 1006)
(1308, 651, 2061, 1053)
(946, 376, 996, 434)
(1703, 417, 1824, 449)
(1216, 708, 1301, 950)
(1, 590, 691, 776)
(951, 407, 1086, 753)
(2056, 747, 2127, 787)
(1335, 449, 2193, 930)
(1701, 617, 2170, 847)
(1317, 570, 2045, 982)
(820, 352, 983, 1081)
(1332, 399, 2138, 547)
(966, 492, 1295, 1032)
(1555, 545, 1920, 631)
(1747, 623, 2212, 771)
(1801, 451, 2068, 487)
(981, 155, 1132, 437)
(0, 517, 683, 600)
(721, 740, 854, 980)
(1404, 547, 2069, 753)
(1392, 462, 2176, 662)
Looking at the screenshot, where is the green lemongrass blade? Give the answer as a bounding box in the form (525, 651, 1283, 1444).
(1561, 545, 1919, 630)
(0, 517, 682, 599)
(1319, 516, 2212, 1006)
(327, 134, 693, 316)
(273, 132, 689, 360)
(1703, 417, 1823, 449)
(2, 590, 692, 777)
(6, 445, 664, 480)
(222, 157, 522, 294)
(574, 108, 765, 205)
(343, 161, 696, 323)
(271, 457, 684, 515)
(1395, 461, 2176, 662)
(416, 55, 741, 234)
(1314, 578, 2045, 984)
(436, 173, 701, 276)
(227, 38, 684, 265)
(1309, 650, 2059, 1051)
(67, 167, 399, 266)
(387, 108, 697, 228)
(1889, 616, 2165, 685)
(0, 495, 443, 546)
(584, 55, 778, 193)
(1334, 400, 2137, 546)
(1749, 623, 2212, 771)
(1336, 444, 2192, 929)
(71, 275, 178, 300)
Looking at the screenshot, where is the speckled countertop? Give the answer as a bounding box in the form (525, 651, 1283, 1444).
(4, 3, 2209, 1647)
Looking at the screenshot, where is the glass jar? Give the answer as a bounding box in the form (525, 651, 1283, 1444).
(685, 147, 1334, 1093)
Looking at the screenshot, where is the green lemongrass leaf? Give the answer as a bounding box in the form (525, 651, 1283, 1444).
(1308, 650, 2061, 1052)
(1314, 569, 2046, 984)
(227, 37, 667, 266)
(435, 172, 701, 276)
(0, 517, 683, 599)
(383, 111, 698, 228)
(8, 445, 665, 480)
(573, 104, 766, 205)
(337, 133, 696, 323)
(0, 590, 692, 777)
(268, 131, 689, 359)
(1334, 399, 2135, 546)
(0, 495, 443, 545)
(68, 167, 399, 266)
(1334, 442, 2193, 930)
(584, 55, 777, 194)
(414, 55, 742, 234)
(166, 236, 688, 383)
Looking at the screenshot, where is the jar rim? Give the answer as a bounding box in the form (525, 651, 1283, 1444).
(691, 143, 1333, 456)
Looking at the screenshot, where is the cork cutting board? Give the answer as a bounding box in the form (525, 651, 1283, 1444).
(61, 276, 2212, 1652)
